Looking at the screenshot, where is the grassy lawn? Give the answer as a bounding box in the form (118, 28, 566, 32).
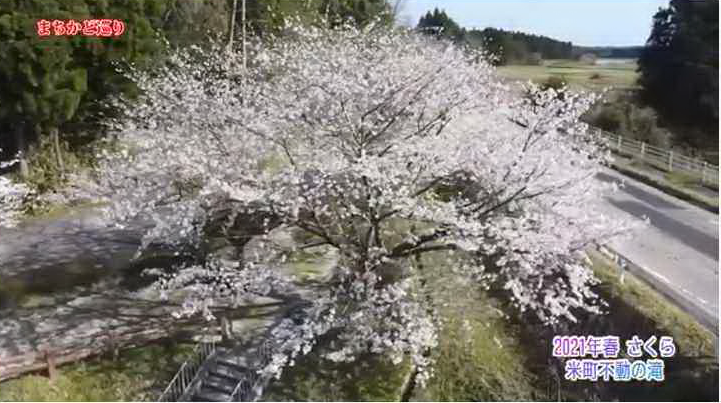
(261, 348, 414, 402)
(22, 201, 107, 221)
(411, 254, 544, 401)
(622, 152, 719, 192)
(0, 341, 195, 402)
(497, 59, 639, 91)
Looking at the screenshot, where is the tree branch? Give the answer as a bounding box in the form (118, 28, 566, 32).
(390, 228, 449, 257)
(394, 243, 457, 257)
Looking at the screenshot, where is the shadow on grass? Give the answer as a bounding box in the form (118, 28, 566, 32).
(261, 331, 413, 402)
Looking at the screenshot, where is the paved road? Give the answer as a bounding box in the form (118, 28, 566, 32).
(0, 208, 139, 271)
(0, 207, 145, 306)
(595, 168, 719, 328)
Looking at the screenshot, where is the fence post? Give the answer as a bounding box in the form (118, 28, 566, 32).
(617, 135, 622, 151)
(220, 315, 232, 341)
(44, 349, 57, 382)
(702, 161, 707, 184)
(668, 151, 674, 171)
(618, 256, 627, 285)
(640, 142, 646, 160)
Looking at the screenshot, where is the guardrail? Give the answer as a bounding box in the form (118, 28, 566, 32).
(593, 128, 719, 188)
(158, 339, 217, 402)
(592, 244, 718, 336)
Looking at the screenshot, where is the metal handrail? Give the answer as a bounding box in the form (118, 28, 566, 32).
(229, 340, 275, 402)
(158, 339, 217, 402)
(229, 372, 259, 402)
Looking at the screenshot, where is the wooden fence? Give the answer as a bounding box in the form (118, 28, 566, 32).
(594, 128, 719, 189)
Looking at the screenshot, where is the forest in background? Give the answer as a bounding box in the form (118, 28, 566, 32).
(416, 8, 642, 65)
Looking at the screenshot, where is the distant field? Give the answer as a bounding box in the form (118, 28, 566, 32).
(496, 58, 639, 91)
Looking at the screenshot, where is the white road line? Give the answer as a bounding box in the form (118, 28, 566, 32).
(645, 268, 671, 284)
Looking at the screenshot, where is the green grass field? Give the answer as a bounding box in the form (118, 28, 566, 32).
(0, 342, 195, 401)
(497, 59, 639, 91)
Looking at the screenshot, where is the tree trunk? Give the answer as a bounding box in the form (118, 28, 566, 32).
(52, 128, 64, 176)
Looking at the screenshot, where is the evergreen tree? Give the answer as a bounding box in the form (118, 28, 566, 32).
(232, 0, 392, 37)
(319, 0, 392, 26)
(415, 9, 573, 65)
(417, 8, 464, 41)
(637, 0, 719, 148)
(0, 0, 229, 164)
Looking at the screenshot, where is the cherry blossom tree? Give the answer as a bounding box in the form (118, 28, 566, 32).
(92, 20, 637, 384)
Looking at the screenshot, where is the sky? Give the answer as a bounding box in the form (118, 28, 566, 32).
(398, 0, 669, 46)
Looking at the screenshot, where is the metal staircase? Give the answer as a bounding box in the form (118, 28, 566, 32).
(158, 340, 218, 402)
(160, 299, 310, 402)
(160, 338, 275, 402)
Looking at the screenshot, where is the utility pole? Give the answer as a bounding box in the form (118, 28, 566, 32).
(242, 0, 246, 70)
(228, 0, 247, 105)
(241, 0, 247, 107)
(228, 0, 238, 50)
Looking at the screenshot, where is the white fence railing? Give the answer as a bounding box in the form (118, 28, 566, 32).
(593, 128, 719, 188)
